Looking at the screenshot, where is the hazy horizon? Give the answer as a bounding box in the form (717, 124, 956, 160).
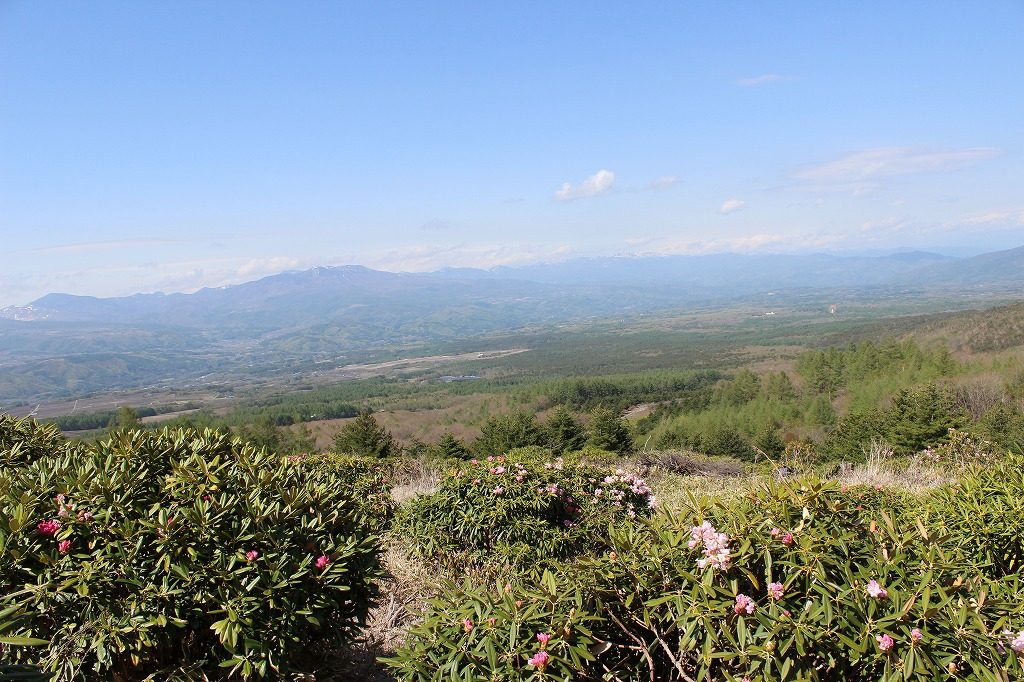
(2, 2, 1022, 306)
(5, 243, 1022, 307)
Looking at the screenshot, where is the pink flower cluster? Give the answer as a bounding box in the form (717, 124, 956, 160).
(767, 581, 785, 600)
(37, 519, 61, 536)
(315, 554, 330, 570)
(866, 579, 888, 599)
(245, 550, 259, 561)
(1010, 630, 1024, 654)
(769, 527, 794, 546)
(734, 594, 755, 614)
(597, 469, 656, 512)
(527, 650, 549, 669)
(689, 521, 731, 571)
(876, 634, 894, 652)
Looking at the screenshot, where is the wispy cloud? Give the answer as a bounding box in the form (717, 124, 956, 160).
(794, 146, 1002, 184)
(719, 198, 746, 215)
(963, 208, 1024, 225)
(646, 175, 679, 191)
(236, 256, 300, 278)
(554, 169, 615, 201)
(368, 243, 575, 272)
(645, 233, 790, 255)
(33, 238, 177, 254)
(737, 74, 794, 87)
(860, 217, 908, 234)
(420, 218, 453, 231)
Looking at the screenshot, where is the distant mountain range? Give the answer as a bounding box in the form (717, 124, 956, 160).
(2, 246, 1022, 404)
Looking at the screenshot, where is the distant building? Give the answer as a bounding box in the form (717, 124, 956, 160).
(829, 304, 837, 314)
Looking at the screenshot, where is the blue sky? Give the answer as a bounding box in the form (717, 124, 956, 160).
(2, 2, 1022, 305)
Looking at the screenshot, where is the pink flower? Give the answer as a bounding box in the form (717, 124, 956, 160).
(37, 520, 61, 536)
(1009, 630, 1024, 653)
(866, 580, 888, 599)
(527, 650, 550, 669)
(57, 539, 71, 554)
(486, 456, 494, 462)
(493, 486, 505, 495)
(470, 459, 478, 465)
(315, 554, 330, 570)
(462, 618, 473, 632)
(536, 632, 551, 648)
(781, 532, 794, 546)
(876, 634, 894, 652)
(57, 507, 69, 518)
(690, 521, 732, 571)
(767, 581, 785, 600)
(782, 609, 791, 618)
(487, 617, 496, 627)
(770, 527, 781, 537)
(245, 550, 259, 561)
(734, 594, 755, 614)
(910, 628, 923, 643)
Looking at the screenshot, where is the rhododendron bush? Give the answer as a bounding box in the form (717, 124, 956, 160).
(0, 424, 384, 679)
(386, 479, 1024, 681)
(393, 449, 655, 570)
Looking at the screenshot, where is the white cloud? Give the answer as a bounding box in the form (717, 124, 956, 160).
(33, 238, 177, 254)
(420, 218, 453, 231)
(647, 233, 789, 255)
(794, 147, 1002, 184)
(963, 208, 1024, 226)
(860, 217, 908, 234)
(647, 175, 679, 191)
(719, 198, 746, 215)
(368, 243, 575, 272)
(737, 74, 793, 87)
(236, 256, 301, 278)
(554, 169, 615, 201)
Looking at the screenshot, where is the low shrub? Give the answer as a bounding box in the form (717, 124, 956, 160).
(0, 425, 383, 679)
(392, 452, 655, 571)
(924, 453, 1024, 578)
(386, 478, 1024, 681)
(291, 452, 397, 533)
(0, 415, 67, 468)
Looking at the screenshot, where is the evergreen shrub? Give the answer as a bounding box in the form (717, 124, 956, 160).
(0, 425, 382, 679)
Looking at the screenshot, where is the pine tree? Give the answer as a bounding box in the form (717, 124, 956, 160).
(333, 410, 396, 457)
(473, 412, 543, 456)
(586, 407, 633, 455)
(544, 406, 586, 454)
(433, 432, 470, 459)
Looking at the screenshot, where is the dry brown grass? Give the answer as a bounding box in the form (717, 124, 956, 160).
(389, 458, 442, 505)
(830, 440, 953, 494)
(292, 393, 530, 451)
(314, 544, 445, 681)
